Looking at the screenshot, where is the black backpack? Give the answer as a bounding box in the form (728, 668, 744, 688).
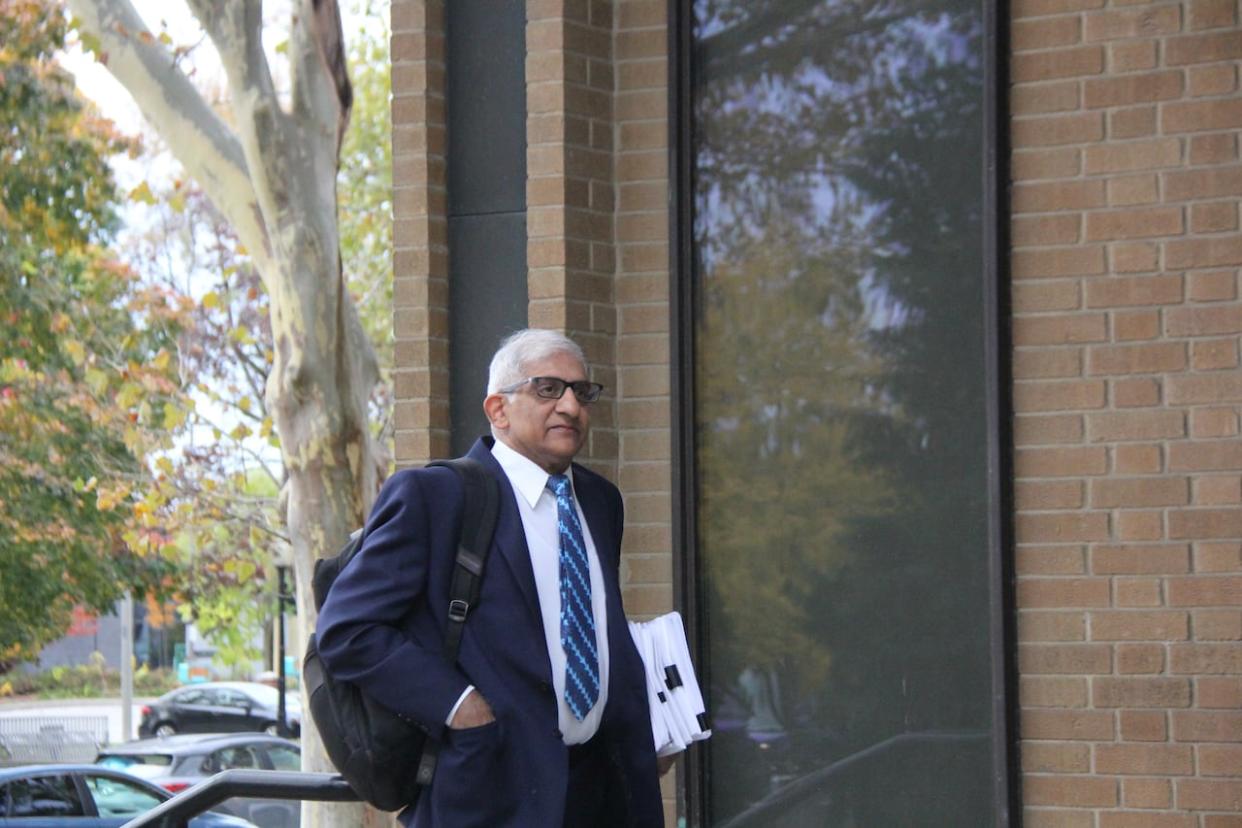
(302, 458, 500, 812)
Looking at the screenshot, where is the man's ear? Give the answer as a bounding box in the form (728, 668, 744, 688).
(483, 393, 508, 430)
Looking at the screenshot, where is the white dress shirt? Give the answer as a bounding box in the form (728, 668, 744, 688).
(445, 440, 610, 745)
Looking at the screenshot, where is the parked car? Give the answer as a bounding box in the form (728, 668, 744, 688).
(137, 682, 301, 738)
(0, 764, 256, 826)
(96, 734, 302, 828)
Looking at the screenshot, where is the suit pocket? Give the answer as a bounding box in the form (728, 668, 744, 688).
(430, 720, 514, 826)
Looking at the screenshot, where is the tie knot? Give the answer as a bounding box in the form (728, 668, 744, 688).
(548, 473, 571, 497)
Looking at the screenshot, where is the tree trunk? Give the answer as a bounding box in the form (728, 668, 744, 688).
(67, 1, 390, 824)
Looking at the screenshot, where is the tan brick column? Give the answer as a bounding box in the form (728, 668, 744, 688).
(527, 0, 620, 476)
(1010, 0, 1242, 824)
(391, 0, 451, 468)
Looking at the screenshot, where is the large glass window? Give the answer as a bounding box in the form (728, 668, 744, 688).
(686, 0, 1003, 823)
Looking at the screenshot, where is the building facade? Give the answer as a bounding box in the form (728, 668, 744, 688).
(387, 0, 1242, 824)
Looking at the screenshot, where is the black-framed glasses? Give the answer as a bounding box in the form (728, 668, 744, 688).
(500, 376, 604, 404)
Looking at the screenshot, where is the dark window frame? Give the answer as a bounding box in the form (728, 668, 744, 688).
(665, 0, 1018, 823)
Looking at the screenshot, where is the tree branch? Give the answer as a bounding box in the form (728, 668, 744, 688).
(292, 0, 353, 158)
(67, 0, 273, 273)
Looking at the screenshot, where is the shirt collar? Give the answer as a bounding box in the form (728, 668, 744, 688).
(491, 438, 574, 509)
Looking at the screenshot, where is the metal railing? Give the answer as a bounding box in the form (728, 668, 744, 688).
(0, 716, 109, 766)
(121, 770, 361, 828)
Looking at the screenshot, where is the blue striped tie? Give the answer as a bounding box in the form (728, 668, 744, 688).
(548, 474, 599, 720)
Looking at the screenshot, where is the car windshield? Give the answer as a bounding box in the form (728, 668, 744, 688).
(238, 684, 300, 709)
(96, 753, 174, 780)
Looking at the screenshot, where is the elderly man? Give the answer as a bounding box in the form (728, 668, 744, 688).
(317, 329, 664, 827)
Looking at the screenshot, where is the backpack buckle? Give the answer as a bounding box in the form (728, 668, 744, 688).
(448, 599, 470, 623)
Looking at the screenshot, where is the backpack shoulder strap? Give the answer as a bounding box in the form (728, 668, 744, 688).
(426, 457, 501, 658)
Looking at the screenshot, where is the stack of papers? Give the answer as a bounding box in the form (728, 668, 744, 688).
(628, 611, 711, 757)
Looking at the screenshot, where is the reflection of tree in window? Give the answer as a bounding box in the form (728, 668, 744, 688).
(692, 0, 994, 823)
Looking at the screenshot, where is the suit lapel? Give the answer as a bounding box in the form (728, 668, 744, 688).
(572, 467, 618, 572)
(467, 439, 545, 632)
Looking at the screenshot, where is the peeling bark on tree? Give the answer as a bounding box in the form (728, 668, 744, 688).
(67, 1, 390, 825)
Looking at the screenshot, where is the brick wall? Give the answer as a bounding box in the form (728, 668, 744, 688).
(390, 0, 450, 468)
(1011, 0, 1242, 825)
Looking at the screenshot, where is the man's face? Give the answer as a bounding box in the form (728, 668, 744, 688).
(487, 351, 590, 474)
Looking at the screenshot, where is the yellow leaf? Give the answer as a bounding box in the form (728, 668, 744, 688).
(63, 339, 86, 366)
(152, 350, 171, 371)
(202, 291, 220, 309)
(238, 396, 252, 413)
(129, 181, 156, 204)
(50, 313, 71, 333)
(229, 423, 252, 440)
(163, 405, 187, 430)
(259, 416, 273, 437)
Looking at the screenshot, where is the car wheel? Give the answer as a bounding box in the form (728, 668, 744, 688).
(263, 722, 281, 736)
(154, 722, 177, 737)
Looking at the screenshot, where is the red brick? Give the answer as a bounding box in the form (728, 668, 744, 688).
(1113, 377, 1161, 407)
(1190, 133, 1238, 164)
(1189, 0, 1238, 29)
(1017, 446, 1108, 477)
(1014, 147, 1083, 180)
(1190, 408, 1240, 438)
(1166, 373, 1242, 404)
(1120, 709, 1168, 741)
(1091, 477, 1189, 508)
(1015, 379, 1107, 411)
(1166, 305, 1242, 337)
(1013, 47, 1106, 81)
(1099, 815, 1192, 828)
(1162, 99, 1242, 133)
(1192, 338, 1240, 371)
(1120, 776, 1172, 808)
(1115, 444, 1163, 474)
(1163, 168, 1242, 202)
(1015, 413, 1086, 445)
(1090, 610, 1189, 640)
(1117, 512, 1166, 543)
(1166, 30, 1242, 65)
(1177, 779, 1242, 810)
(1117, 576, 1165, 606)
(1084, 6, 1181, 41)
(1168, 442, 1242, 472)
(1085, 207, 1184, 241)
(1194, 608, 1242, 640)
(1111, 106, 1158, 139)
(1020, 643, 1112, 673)
(1117, 643, 1167, 674)
(1192, 202, 1242, 234)
(1024, 774, 1118, 807)
(1084, 72, 1184, 108)
(1019, 608, 1088, 637)
(1188, 271, 1239, 302)
(1092, 544, 1190, 574)
(1013, 15, 1084, 50)
(1174, 711, 1242, 742)
(1188, 63, 1238, 97)
(1111, 242, 1160, 273)
(1013, 0, 1104, 15)
(1114, 310, 1162, 341)
(1109, 40, 1158, 71)
(1094, 677, 1192, 707)
(1014, 180, 1108, 213)
(1087, 410, 1186, 442)
(1022, 709, 1115, 740)
(1168, 576, 1242, 606)
(1017, 479, 1086, 509)
(1013, 112, 1105, 146)
(1023, 742, 1091, 773)
(1022, 675, 1090, 707)
(1014, 214, 1083, 247)
(1013, 245, 1107, 278)
(1013, 82, 1083, 115)
(1200, 745, 1242, 776)
(1013, 314, 1109, 345)
(1013, 347, 1083, 377)
(1199, 677, 1242, 707)
(1196, 542, 1242, 573)
(1107, 174, 1159, 207)
(1196, 475, 1242, 505)
(1087, 275, 1182, 307)
(1018, 578, 1112, 608)
(1025, 810, 1094, 828)
(1095, 744, 1194, 775)
(1170, 642, 1242, 673)
(1169, 508, 1242, 539)
(1087, 342, 1186, 375)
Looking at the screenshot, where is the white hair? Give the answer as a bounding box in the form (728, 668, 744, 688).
(486, 329, 588, 396)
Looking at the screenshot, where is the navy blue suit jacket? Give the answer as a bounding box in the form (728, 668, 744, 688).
(316, 438, 662, 827)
